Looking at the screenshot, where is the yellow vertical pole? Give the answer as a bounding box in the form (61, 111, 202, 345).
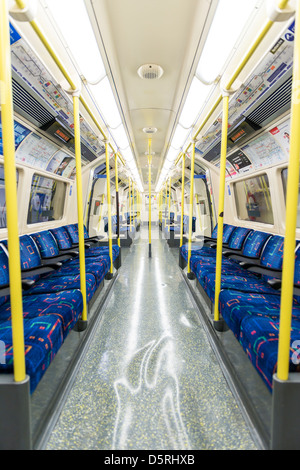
(0, 0, 25, 382)
(148, 138, 152, 257)
(160, 190, 163, 227)
(129, 178, 132, 228)
(115, 153, 120, 248)
(213, 93, 230, 330)
(105, 141, 114, 278)
(277, 2, 300, 381)
(187, 141, 196, 279)
(168, 176, 172, 229)
(73, 93, 88, 325)
(180, 153, 186, 248)
(132, 180, 135, 223)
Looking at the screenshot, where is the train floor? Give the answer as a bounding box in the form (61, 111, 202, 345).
(44, 225, 258, 450)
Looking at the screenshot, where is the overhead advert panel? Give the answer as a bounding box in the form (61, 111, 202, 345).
(8, 21, 104, 160)
(196, 19, 295, 177)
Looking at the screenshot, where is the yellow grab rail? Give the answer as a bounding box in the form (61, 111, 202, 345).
(213, 94, 230, 326)
(187, 141, 196, 277)
(73, 93, 88, 323)
(105, 142, 114, 276)
(180, 153, 186, 248)
(115, 153, 120, 248)
(129, 178, 132, 228)
(168, 177, 172, 229)
(0, 0, 25, 382)
(277, 0, 300, 381)
(148, 138, 152, 257)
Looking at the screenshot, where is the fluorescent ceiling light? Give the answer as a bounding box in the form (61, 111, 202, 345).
(179, 77, 211, 128)
(122, 147, 134, 162)
(166, 147, 179, 162)
(171, 124, 190, 150)
(196, 0, 259, 84)
(90, 77, 122, 128)
(110, 124, 129, 149)
(45, 0, 106, 83)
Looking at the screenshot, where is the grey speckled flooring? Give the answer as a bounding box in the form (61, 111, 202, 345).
(45, 227, 257, 450)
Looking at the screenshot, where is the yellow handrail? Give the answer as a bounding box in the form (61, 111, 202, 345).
(180, 153, 186, 248)
(168, 176, 172, 229)
(148, 138, 152, 256)
(187, 141, 196, 277)
(277, 0, 300, 381)
(105, 141, 114, 276)
(115, 153, 120, 248)
(213, 94, 230, 325)
(73, 93, 88, 322)
(0, 0, 25, 382)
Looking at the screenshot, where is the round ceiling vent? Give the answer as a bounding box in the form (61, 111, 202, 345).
(137, 64, 164, 80)
(143, 127, 157, 134)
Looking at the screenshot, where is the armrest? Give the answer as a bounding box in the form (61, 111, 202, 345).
(226, 253, 262, 264)
(267, 278, 282, 290)
(222, 249, 243, 257)
(21, 262, 62, 278)
(0, 283, 10, 296)
(241, 262, 282, 279)
(41, 254, 73, 263)
(59, 249, 79, 257)
(22, 279, 35, 290)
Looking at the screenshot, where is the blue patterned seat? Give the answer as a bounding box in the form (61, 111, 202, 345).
(193, 232, 278, 302)
(239, 316, 300, 392)
(217, 243, 300, 391)
(0, 243, 84, 393)
(30, 229, 110, 286)
(51, 225, 120, 261)
(180, 224, 245, 265)
(0, 314, 64, 393)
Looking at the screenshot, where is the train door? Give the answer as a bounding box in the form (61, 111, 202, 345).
(86, 175, 107, 237)
(194, 175, 212, 238)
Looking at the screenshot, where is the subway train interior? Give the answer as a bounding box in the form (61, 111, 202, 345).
(1, 0, 300, 452)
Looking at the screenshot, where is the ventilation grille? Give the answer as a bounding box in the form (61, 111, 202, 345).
(137, 64, 164, 80)
(247, 76, 292, 125)
(12, 78, 55, 126)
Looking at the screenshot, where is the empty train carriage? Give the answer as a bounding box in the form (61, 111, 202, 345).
(0, 0, 300, 452)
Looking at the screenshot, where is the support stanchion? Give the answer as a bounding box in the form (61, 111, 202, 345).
(187, 141, 196, 280)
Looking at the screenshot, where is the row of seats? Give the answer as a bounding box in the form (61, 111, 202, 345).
(180, 224, 300, 392)
(104, 215, 137, 245)
(163, 214, 196, 247)
(0, 223, 120, 394)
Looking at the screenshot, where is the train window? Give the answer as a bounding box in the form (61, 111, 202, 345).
(0, 164, 19, 229)
(233, 174, 274, 224)
(27, 174, 66, 224)
(281, 168, 300, 227)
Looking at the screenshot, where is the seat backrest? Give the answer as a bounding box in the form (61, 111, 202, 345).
(210, 224, 236, 243)
(31, 230, 60, 258)
(294, 246, 300, 286)
(19, 235, 42, 270)
(65, 224, 89, 244)
(241, 230, 271, 259)
(50, 227, 73, 250)
(260, 235, 284, 269)
(228, 227, 253, 250)
(0, 244, 10, 306)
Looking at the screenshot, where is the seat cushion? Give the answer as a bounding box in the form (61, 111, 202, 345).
(25, 272, 97, 303)
(201, 270, 279, 303)
(219, 290, 300, 338)
(0, 314, 64, 393)
(239, 316, 300, 391)
(53, 256, 109, 285)
(8, 289, 83, 338)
